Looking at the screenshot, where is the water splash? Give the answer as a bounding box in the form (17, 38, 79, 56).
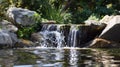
(39, 24, 65, 48)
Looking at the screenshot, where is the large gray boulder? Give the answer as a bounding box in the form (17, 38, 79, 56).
(0, 20, 18, 32)
(99, 15, 120, 42)
(0, 30, 18, 47)
(7, 7, 37, 26)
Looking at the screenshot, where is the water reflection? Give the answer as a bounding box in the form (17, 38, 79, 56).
(54, 49, 64, 61)
(0, 48, 120, 67)
(0, 49, 14, 67)
(69, 49, 78, 67)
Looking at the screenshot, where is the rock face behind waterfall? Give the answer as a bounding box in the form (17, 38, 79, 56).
(0, 30, 18, 48)
(6, 7, 37, 26)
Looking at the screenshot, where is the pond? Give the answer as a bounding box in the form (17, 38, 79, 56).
(0, 47, 120, 67)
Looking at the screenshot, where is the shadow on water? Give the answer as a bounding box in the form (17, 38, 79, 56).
(0, 48, 120, 67)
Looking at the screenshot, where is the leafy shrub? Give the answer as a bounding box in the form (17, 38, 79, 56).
(17, 13, 42, 39)
(8, 0, 72, 24)
(0, 0, 10, 20)
(70, 9, 92, 24)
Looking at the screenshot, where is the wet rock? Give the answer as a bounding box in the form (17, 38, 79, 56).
(88, 38, 111, 48)
(85, 19, 106, 29)
(16, 39, 34, 47)
(87, 38, 120, 48)
(79, 24, 106, 47)
(0, 20, 18, 32)
(6, 7, 37, 26)
(60, 25, 70, 45)
(42, 20, 56, 24)
(31, 33, 44, 42)
(99, 15, 120, 42)
(0, 30, 18, 48)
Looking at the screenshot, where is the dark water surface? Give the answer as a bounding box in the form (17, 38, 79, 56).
(0, 48, 120, 67)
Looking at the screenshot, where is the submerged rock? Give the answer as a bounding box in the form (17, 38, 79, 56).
(0, 30, 18, 48)
(99, 15, 120, 42)
(6, 7, 37, 26)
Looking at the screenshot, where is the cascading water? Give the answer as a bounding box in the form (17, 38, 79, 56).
(67, 25, 80, 47)
(39, 24, 65, 48)
(38, 24, 82, 48)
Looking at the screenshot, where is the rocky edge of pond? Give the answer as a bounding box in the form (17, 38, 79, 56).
(0, 7, 120, 48)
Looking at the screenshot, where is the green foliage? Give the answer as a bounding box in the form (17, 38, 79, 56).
(17, 27, 35, 39)
(0, 0, 120, 24)
(0, 0, 10, 19)
(71, 9, 92, 24)
(88, 14, 100, 21)
(17, 23, 41, 39)
(8, 0, 72, 24)
(17, 13, 41, 39)
(67, 0, 120, 23)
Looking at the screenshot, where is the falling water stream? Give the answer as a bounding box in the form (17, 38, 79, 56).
(39, 24, 80, 48)
(67, 25, 79, 47)
(39, 24, 65, 48)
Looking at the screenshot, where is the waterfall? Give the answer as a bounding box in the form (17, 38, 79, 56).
(38, 24, 82, 48)
(39, 24, 65, 48)
(67, 25, 79, 47)
(41, 24, 57, 31)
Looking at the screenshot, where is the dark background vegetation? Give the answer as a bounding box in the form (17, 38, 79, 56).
(0, 0, 120, 23)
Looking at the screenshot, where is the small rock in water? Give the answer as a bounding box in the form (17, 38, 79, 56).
(16, 39, 34, 47)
